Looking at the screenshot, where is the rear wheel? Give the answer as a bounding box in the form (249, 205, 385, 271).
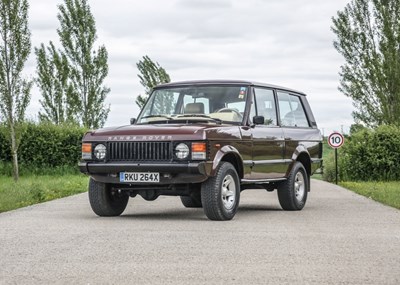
(277, 162, 309, 210)
(201, 162, 240, 221)
(88, 178, 129, 216)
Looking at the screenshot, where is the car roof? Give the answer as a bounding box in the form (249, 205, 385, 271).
(155, 80, 306, 96)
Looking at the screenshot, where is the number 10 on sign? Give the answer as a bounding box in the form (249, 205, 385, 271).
(328, 133, 344, 148)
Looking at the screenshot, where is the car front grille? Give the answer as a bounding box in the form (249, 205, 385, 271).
(108, 141, 172, 161)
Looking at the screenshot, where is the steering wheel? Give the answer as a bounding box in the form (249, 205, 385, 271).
(217, 108, 243, 119)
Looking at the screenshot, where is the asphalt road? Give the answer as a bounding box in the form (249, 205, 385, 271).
(0, 179, 399, 284)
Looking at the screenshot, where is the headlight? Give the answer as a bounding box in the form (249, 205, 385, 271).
(94, 144, 106, 160)
(175, 143, 189, 159)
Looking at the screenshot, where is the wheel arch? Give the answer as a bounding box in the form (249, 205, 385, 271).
(211, 145, 244, 179)
(289, 145, 311, 177)
(296, 152, 311, 177)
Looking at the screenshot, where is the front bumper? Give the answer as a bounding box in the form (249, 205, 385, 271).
(79, 161, 211, 184)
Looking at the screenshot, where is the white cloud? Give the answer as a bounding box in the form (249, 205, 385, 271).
(24, 0, 352, 134)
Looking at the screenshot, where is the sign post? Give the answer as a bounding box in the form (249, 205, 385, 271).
(327, 132, 344, 184)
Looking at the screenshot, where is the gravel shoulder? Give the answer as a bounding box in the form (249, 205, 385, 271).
(0, 179, 399, 284)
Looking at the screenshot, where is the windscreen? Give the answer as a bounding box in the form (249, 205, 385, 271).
(137, 85, 248, 124)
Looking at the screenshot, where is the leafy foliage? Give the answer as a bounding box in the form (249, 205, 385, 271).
(324, 125, 400, 181)
(0, 0, 32, 180)
(332, 0, 400, 127)
(35, 42, 79, 124)
(136, 55, 171, 108)
(0, 122, 87, 170)
(57, 0, 110, 128)
(322, 152, 340, 182)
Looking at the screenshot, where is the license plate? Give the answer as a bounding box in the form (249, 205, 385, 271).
(120, 172, 160, 183)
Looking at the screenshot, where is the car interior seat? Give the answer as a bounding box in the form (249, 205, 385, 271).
(184, 102, 205, 114)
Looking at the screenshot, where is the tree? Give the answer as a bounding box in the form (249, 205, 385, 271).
(57, 0, 110, 128)
(136, 55, 171, 108)
(35, 42, 79, 124)
(332, 0, 400, 127)
(349, 123, 366, 135)
(0, 0, 32, 181)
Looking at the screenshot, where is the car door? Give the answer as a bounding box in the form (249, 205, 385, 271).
(250, 87, 286, 179)
(276, 91, 318, 163)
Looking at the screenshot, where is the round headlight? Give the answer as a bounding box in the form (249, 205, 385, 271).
(94, 144, 106, 160)
(175, 143, 189, 159)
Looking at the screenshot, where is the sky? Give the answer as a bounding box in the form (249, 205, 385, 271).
(25, 0, 354, 135)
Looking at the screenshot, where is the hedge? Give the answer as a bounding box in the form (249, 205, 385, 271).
(0, 122, 87, 169)
(324, 125, 400, 182)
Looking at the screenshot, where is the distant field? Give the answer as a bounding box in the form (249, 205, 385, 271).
(312, 141, 332, 180)
(322, 140, 334, 158)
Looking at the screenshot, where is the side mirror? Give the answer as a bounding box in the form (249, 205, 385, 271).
(130, 118, 136, 125)
(252, 116, 264, 125)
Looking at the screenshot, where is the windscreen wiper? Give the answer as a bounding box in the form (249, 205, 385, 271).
(141, 115, 172, 120)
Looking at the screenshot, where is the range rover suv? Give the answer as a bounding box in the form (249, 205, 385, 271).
(79, 80, 323, 220)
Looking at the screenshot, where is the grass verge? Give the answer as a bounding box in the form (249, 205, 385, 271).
(340, 181, 400, 210)
(0, 174, 88, 213)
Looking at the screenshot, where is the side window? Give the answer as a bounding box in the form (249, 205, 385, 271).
(277, 92, 309, 127)
(254, 88, 277, 126)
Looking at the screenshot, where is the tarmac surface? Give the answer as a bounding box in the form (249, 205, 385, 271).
(0, 179, 399, 284)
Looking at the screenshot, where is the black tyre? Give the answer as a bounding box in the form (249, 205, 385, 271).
(180, 193, 202, 208)
(88, 178, 129, 216)
(201, 162, 240, 221)
(277, 162, 309, 211)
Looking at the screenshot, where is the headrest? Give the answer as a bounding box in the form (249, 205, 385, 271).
(184, 102, 205, 114)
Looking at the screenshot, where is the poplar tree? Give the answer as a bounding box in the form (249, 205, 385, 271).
(332, 0, 400, 126)
(136, 55, 171, 108)
(57, 0, 110, 128)
(0, 0, 32, 181)
(35, 42, 79, 124)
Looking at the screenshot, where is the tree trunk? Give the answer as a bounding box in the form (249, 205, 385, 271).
(10, 125, 19, 182)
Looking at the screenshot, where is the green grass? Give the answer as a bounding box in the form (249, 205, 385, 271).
(0, 161, 80, 176)
(0, 174, 88, 213)
(340, 181, 400, 210)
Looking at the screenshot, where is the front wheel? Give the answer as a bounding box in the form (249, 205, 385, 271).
(88, 178, 129, 216)
(277, 162, 309, 210)
(201, 162, 240, 221)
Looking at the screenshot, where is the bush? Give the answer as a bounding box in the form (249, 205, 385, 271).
(322, 152, 336, 182)
(322, 151, 346, 183)
(0, 122, 87, 171)
(339, 125, 400, 181)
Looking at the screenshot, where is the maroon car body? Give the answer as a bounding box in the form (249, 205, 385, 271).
(80, 80, 323, 220)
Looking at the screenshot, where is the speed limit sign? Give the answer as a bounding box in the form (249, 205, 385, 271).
(328, 132, 344, 148)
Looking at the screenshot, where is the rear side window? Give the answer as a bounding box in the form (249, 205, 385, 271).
(254, 88, 277, 126)
(277, 92, 309, 127)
